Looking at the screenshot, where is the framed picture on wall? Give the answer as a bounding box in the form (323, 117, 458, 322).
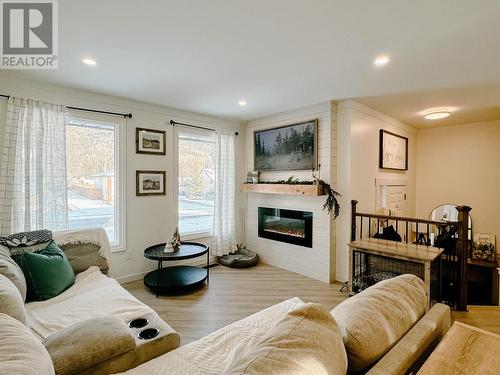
(136, 127, 166, 155)
(136, 170, 166, 196)
(254, 119, 318, 171)
(379, 129, 408, 170)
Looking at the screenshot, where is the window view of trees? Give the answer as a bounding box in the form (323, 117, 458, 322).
(254, 121, 316, 170)
(66, 121, 117, 243)
(178, 133, 215, 235)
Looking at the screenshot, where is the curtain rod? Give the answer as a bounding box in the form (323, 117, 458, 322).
(170, 120, 238, 136)
(0, 94, 132, 119)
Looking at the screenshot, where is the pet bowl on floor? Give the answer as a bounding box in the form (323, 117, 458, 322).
(138, 328, 160, 340)
(217, 248, 258, 268)
(128, 318, 149, 329)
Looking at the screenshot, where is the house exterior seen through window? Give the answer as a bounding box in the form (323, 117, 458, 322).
(66, 117, 123, 248)
(178, 132, 215, 237)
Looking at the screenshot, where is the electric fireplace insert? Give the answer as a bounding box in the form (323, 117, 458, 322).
(258, 207, 313, 248)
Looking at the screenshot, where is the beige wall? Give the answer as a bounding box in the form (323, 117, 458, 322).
(245, 101, 337, 283)
(416, 119, 500, 260)
(336, 101, 417, 281)
(0, 75, 246, 282)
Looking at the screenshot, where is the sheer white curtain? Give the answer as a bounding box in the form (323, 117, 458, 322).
(212, 130, 237, 256)
(0, 97, 68, 235)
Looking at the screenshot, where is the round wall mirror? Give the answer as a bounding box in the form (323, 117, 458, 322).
(429, 204, 472, 239)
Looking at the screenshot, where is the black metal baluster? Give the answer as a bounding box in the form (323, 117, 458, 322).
(427, 224, 430, 246)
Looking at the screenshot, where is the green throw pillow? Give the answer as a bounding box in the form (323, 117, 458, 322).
(16, 241, 75, 301)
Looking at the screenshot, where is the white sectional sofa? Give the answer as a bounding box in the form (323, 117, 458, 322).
(1, 228, 451, 375)
(114, 274, 451, 375)
(0, 228, 180, 375)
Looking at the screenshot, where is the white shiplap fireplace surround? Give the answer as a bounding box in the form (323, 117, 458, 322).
(245, 102, 338, 283)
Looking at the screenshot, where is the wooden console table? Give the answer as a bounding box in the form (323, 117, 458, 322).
(418, 321, 500, 374)
(349, 238, 444, 308)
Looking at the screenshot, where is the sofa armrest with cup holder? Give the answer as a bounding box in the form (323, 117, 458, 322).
(44, 316, 136, 375)
(44, 312, 181, 375)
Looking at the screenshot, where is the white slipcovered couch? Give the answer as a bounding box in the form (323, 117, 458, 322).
(114, 274, 451, 375)
(1, 229, 450, 374)
(0, 228, 180, 375)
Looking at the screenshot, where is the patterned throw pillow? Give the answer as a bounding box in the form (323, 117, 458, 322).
(0, 230, 52, 248)
(0, 230, 53, 259)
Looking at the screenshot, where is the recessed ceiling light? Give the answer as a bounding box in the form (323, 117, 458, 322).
(374, 55, 390, 67)
(82, 58, 97, 66)
(238, 100, 247, 106)
(424, 111, 451, 120)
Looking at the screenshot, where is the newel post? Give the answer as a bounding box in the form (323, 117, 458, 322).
(351, 200, 358, 242)
(456, 205, 472, 311)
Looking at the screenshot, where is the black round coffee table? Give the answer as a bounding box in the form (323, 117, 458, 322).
(144, 242, 209, 297)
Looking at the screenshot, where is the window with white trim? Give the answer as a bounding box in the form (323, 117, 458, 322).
(65, 116, 125, 250)
(177, 130, 215, 237)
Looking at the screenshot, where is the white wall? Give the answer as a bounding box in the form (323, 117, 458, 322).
(336, 100, 417, 281)
(245, 102, 337, 283)
(0, 76, 246, 282)
(416, 119, 500, 261)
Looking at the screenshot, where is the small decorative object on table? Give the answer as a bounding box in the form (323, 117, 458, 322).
(164, 227, 181, 253)
(472, 233, 496, 263)
(163, 242, 175, 253)
(171, 227, 181, 250)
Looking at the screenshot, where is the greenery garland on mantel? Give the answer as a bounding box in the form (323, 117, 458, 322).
(247, 177, 341, 219)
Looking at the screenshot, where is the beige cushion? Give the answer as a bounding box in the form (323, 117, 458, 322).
(331, 274, 427, 373)
(227, 303, 347, 375)
(44, 316, 136, 375)
(367, 303, 451, 375)
(59, 242, 109, 275)
(0, 244, 27, 300)
(0, 313, 54, 375)
(0, 274, 28, 326)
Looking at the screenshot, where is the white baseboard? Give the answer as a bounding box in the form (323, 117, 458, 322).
(115, 271, 150, 284)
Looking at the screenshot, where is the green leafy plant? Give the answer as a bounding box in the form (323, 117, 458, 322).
(250, 176, 341, 219)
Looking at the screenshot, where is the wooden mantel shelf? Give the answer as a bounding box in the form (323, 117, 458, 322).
(240, 183, 325, 196)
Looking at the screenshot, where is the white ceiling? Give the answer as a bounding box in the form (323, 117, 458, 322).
(355, 84, 500, 128)
(2, 0, 500, 121)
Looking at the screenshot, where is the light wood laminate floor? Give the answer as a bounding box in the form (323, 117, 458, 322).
(123, 263, 348, 344)
(452, 306, 500, 335)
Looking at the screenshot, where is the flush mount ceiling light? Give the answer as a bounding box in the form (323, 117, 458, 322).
(374, 55, 390, 67)
(424, 111, 451, 120)
(82, 58, 97, 66)
(238, 100, 247, 106)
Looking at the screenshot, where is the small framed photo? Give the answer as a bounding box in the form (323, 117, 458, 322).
(136, 170, 166, 196)
(379, 129, 408, 170)
(136, 127, 166, 155)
